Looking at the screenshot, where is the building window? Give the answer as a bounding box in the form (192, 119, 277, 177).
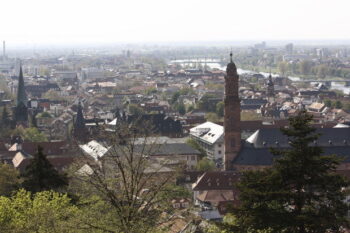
(191, 155, 196, 161)
(218, 150, 221, 154)
(218, 144, 221, 147)
(231, 139, 235, 147)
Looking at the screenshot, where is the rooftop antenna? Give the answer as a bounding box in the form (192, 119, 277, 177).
(230, 47, 233, 63)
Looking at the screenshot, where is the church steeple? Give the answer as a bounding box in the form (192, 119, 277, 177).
(17, 65, 27, 107)
(267, 73, 275, 101)
(14, 65, 28, 125)
(224, 53, 241, 170)
(73, 101, 88, 141)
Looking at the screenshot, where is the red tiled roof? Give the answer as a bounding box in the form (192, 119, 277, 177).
(10, 141, 69, 155)
(15, 155, 78, 172)
(197, 190, 237, 206)
(192, 171, 240, 191)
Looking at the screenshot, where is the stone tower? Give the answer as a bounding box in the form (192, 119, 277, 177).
(14, 65, 28, 125)
(224, 53, 241, 171)
(73, 101, 88, 142)
(267, 74, 275, 102)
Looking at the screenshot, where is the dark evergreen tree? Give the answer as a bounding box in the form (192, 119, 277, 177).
(1, 105, 11, 127)
(0, 106, 12, 137)
(22, 146, 67, 193)
(235, 111, 349, 233)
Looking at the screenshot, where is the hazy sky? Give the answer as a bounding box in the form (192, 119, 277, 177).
(1, 0, 349, 46)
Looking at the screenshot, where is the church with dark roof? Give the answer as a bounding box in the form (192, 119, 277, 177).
(223, 54, 350, 172)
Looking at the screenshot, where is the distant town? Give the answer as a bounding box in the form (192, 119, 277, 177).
(1, 40, 350, 232)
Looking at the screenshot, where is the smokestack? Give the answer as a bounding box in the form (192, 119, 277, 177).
(2, 41, 5, 61)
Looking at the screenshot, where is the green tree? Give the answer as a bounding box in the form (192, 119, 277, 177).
(170, 92, 180, 104)
(197, 93, 217, 112)
(23, 127, 47, 142)
(216, 101, 224, 117)
(240, 111, 261, 121)
(299, 60, 312, 75)
(9, 126, 47, 142)
(235, 111, 349, 232)
(128, 104, 144, 116)
(324, 99, 332, 107)
(186, 138, 207, 158)
(206, 213, 272, 233)
(278, 61, 288, 76)
(144, 87, 157, 95)
(196, 157, 216, 171)
(316, 64, 329, 79)
(1, 105, 11, 126)
(0, 164, 22, 196)
(333, 100, 343, 109)
(187, 104, 194, 113)
(176, 102, 186, 115)
(0, 106, 12, 138)
(0, 189, 78, 233)
(22, 146, 67, 193)
(70, 123, 182, 233)
(205, 112, 220, 122)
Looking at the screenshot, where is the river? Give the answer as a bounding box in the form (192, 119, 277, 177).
(170, 60, 350, 94)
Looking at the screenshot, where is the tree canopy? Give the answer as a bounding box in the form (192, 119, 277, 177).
(234, 111, 349, 232)
(0, 189, 78, 233)
(22, 146, 67, 193)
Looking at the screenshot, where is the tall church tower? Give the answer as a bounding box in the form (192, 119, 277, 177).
(224, 53, 241, 170)
(73, 101, 88, 142)
(267, 74, 275, 102)
(14, 65, 28, 125)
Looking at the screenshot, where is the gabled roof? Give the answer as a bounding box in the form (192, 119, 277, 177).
(234, 144, 350, 166)
(12, 151, 75, 171)
(197, 190, 237, 206)
(192, 171, 240, 191)
(9, 141, 68, 155)
(245, 128, 350, 148)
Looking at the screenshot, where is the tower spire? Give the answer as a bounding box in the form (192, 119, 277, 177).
(267, 72, 275, 101)
(73, 101, 88, 141)
(17, 65, 27, 107)
(14, 64, 28, 125)
(224, 53, 241, 170)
